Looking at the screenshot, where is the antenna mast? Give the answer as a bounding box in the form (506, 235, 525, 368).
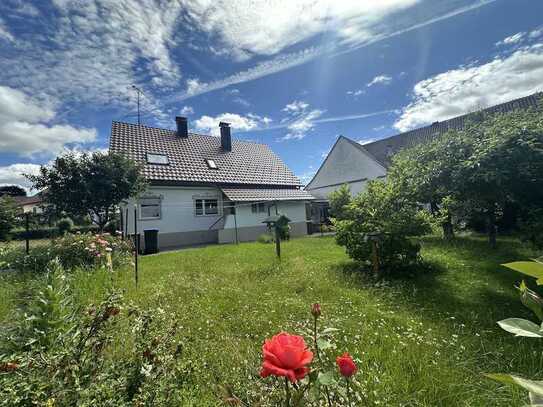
(131, 85, 144, 125)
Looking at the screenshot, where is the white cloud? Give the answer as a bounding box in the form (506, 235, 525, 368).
(180, 106, 194, 116)
(496, 32, 526, 47)
(359, 138, 377, 145)
(0, 86, 97, 156)
(0, 18, 14, 42)
(282, 109, 325, 141)
(194, 112, 271, 136)
(0, 163, 41, 192)
(529, 28, 543, 39)
(283, 101, 309, 113)
(367, 74, 392, 87)
(347, 89, 365, 97)
(394, 44, 543, 132)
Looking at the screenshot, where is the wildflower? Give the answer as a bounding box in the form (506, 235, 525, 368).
(260, 332, 313, 383)
(311, 303, 321, 318)
(336, 352, 357, 377)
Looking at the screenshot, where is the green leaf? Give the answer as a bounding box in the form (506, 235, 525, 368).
(497, 318, 543, 338)
(317, 338, 333, 350)
(502, 262, 543, 285)
(486, 373, 543, 396)
(317, 371, 337, 387)
(519, 281, 543, 322)
(321, 327, 339, 335)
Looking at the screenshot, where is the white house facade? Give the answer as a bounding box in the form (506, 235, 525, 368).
(110, 118, 313, 251)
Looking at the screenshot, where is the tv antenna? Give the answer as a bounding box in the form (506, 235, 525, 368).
(130, 85, 144, 125)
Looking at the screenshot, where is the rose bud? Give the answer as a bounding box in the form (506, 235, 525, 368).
(311, 303, 321, 318)
(336, 352, 357, 378)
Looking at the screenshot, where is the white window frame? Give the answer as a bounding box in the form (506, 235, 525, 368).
(194, 197, 220, 217)
(205, 159, 218, 169)
(139, 196, 162, 220)
(146, 153, 169, 165)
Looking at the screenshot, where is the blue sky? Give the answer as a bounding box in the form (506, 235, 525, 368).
(0, 0, 542, 190)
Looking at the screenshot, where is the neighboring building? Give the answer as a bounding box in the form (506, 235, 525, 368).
(13, 193, 44, 214)
(306, 92, 542, 218)
(110, 117, 313, 250)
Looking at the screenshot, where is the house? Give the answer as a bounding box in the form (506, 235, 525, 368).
(109, 117, 314, 250)
(13, 193, 44, 214)
(305, 91, 542, 222)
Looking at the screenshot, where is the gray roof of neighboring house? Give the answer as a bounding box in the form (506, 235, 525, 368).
(363, 92, 542, 167)
(109, 121, 302, 187)
(221, 186, 314, 202)
(13, 194, 42, 206)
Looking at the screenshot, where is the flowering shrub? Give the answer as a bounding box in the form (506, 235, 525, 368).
(0, 232, 132, 273)
(233, 303, 363, 406)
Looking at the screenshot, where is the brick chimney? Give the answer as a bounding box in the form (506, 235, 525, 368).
(175, 116, 188, 138)
(220, 122, 231, 151)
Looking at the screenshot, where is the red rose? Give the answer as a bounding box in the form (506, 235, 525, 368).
(336, 352, 357, 377)
(311, 303, 321, 318)
(260, 332, 313, 383)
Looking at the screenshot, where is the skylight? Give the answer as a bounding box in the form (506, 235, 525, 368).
(147, 153, 169, 165)
(206, 159, 218, 169)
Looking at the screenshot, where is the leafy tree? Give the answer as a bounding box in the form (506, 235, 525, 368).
(28, 152, 146, 231)
(0, 196, 20, 240)
(0, 185, 26, 197)
(328, 184, 352, 221)
(335, 179, 431, 275)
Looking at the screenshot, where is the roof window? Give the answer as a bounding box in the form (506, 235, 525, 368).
(206, 159, 218, 169)
(146, 153, 169, 165)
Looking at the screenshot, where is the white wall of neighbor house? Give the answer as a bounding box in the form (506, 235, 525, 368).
(22, 203, 43, 214)
(223, 200, 308, 229)
(122, 185, 224, 235)
(306, 137, 387, 200)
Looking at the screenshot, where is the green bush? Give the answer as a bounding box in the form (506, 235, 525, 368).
(519, 208, 543, 250)
(0, 197, 19, 241)
(10, 225, 99, 240)
(335, 180, 431, 275)
(0, 233, 132, 273)
(57, 217, 74, 235)
(0, 261, 190, 406)
(257, 233, 274, 244)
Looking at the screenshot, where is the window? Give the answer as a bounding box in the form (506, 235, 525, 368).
(251, 202, 266, 213)
(195, 198, 219, 216)
(147, 153, 169, 165)
(205, 159, 218, 169)
(139, 197, 161, 219)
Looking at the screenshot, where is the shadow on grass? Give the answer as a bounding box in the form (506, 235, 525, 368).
(329, 236, 538, 327)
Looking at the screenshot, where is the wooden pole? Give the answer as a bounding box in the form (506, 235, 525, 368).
(275, 226, 281, 258)
(124, 207, 129, 241)
(133, 205, 139, 288)
(25, 212, 30, 254)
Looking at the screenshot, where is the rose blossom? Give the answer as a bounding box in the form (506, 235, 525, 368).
(260, 332, 313, 383)
(336, 352, 357, 377)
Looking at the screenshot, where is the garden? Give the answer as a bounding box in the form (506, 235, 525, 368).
(0, 233, 541, 406)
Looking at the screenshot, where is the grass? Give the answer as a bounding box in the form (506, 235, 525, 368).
(1, 235, 541, 405)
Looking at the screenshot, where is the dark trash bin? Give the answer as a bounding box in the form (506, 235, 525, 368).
(144, 229, 159, 254)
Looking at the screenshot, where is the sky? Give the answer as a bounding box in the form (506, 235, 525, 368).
(0, 0, 542, 191)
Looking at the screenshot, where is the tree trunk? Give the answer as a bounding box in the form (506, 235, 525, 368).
(442, 214, 455, 240)
(487, 206, 497, 248)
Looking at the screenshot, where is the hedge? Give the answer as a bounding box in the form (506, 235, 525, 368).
(9, 225, 99, 240)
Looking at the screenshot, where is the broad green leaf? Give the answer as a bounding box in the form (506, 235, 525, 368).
(503, 262, 543, 285)
(317, 338, 333, 350)
(529, 391, 543, 406)
(497, 318, 543, 337)
(519, 281, 543, 321)
(486, 373, 543, 397)
(317, 371, 336, 386)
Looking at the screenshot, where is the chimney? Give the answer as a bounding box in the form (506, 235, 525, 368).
(220, 122, 232, 151)
(175, 116, 188, 138)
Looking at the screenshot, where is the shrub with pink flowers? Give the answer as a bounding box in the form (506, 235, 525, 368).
(0, 232, 132, 273)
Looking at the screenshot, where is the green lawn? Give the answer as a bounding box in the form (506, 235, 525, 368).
(1, 236, 541, 405)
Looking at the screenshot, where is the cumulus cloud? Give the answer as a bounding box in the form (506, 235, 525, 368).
(394, 44, 543, 132)
(367, 74, 392, 87)
(194, 112, 271, 136)
(0, 86, 97, 156)
(0, 18, 13, 42)
(496, 32, 525, 47)
(0, 163, 41, 192)
(280, 101, 325, 141)
(346, 89, 365, 97)
(283, 101, 309, 113)
(180, 106, 194, 116)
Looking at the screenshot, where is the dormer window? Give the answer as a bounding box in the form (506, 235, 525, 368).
(147, 153, 169, 165)
(206, 159, 218, 169)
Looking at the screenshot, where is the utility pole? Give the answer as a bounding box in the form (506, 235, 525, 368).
(131, 85, 143, 125)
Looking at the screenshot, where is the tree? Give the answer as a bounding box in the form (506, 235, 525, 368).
(328, 184, 352, 221)
(0, 196, 20, 240)
(335, 179, 431, 275)
(0, 185, 26, 197)
(28, 152, 147, 231)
